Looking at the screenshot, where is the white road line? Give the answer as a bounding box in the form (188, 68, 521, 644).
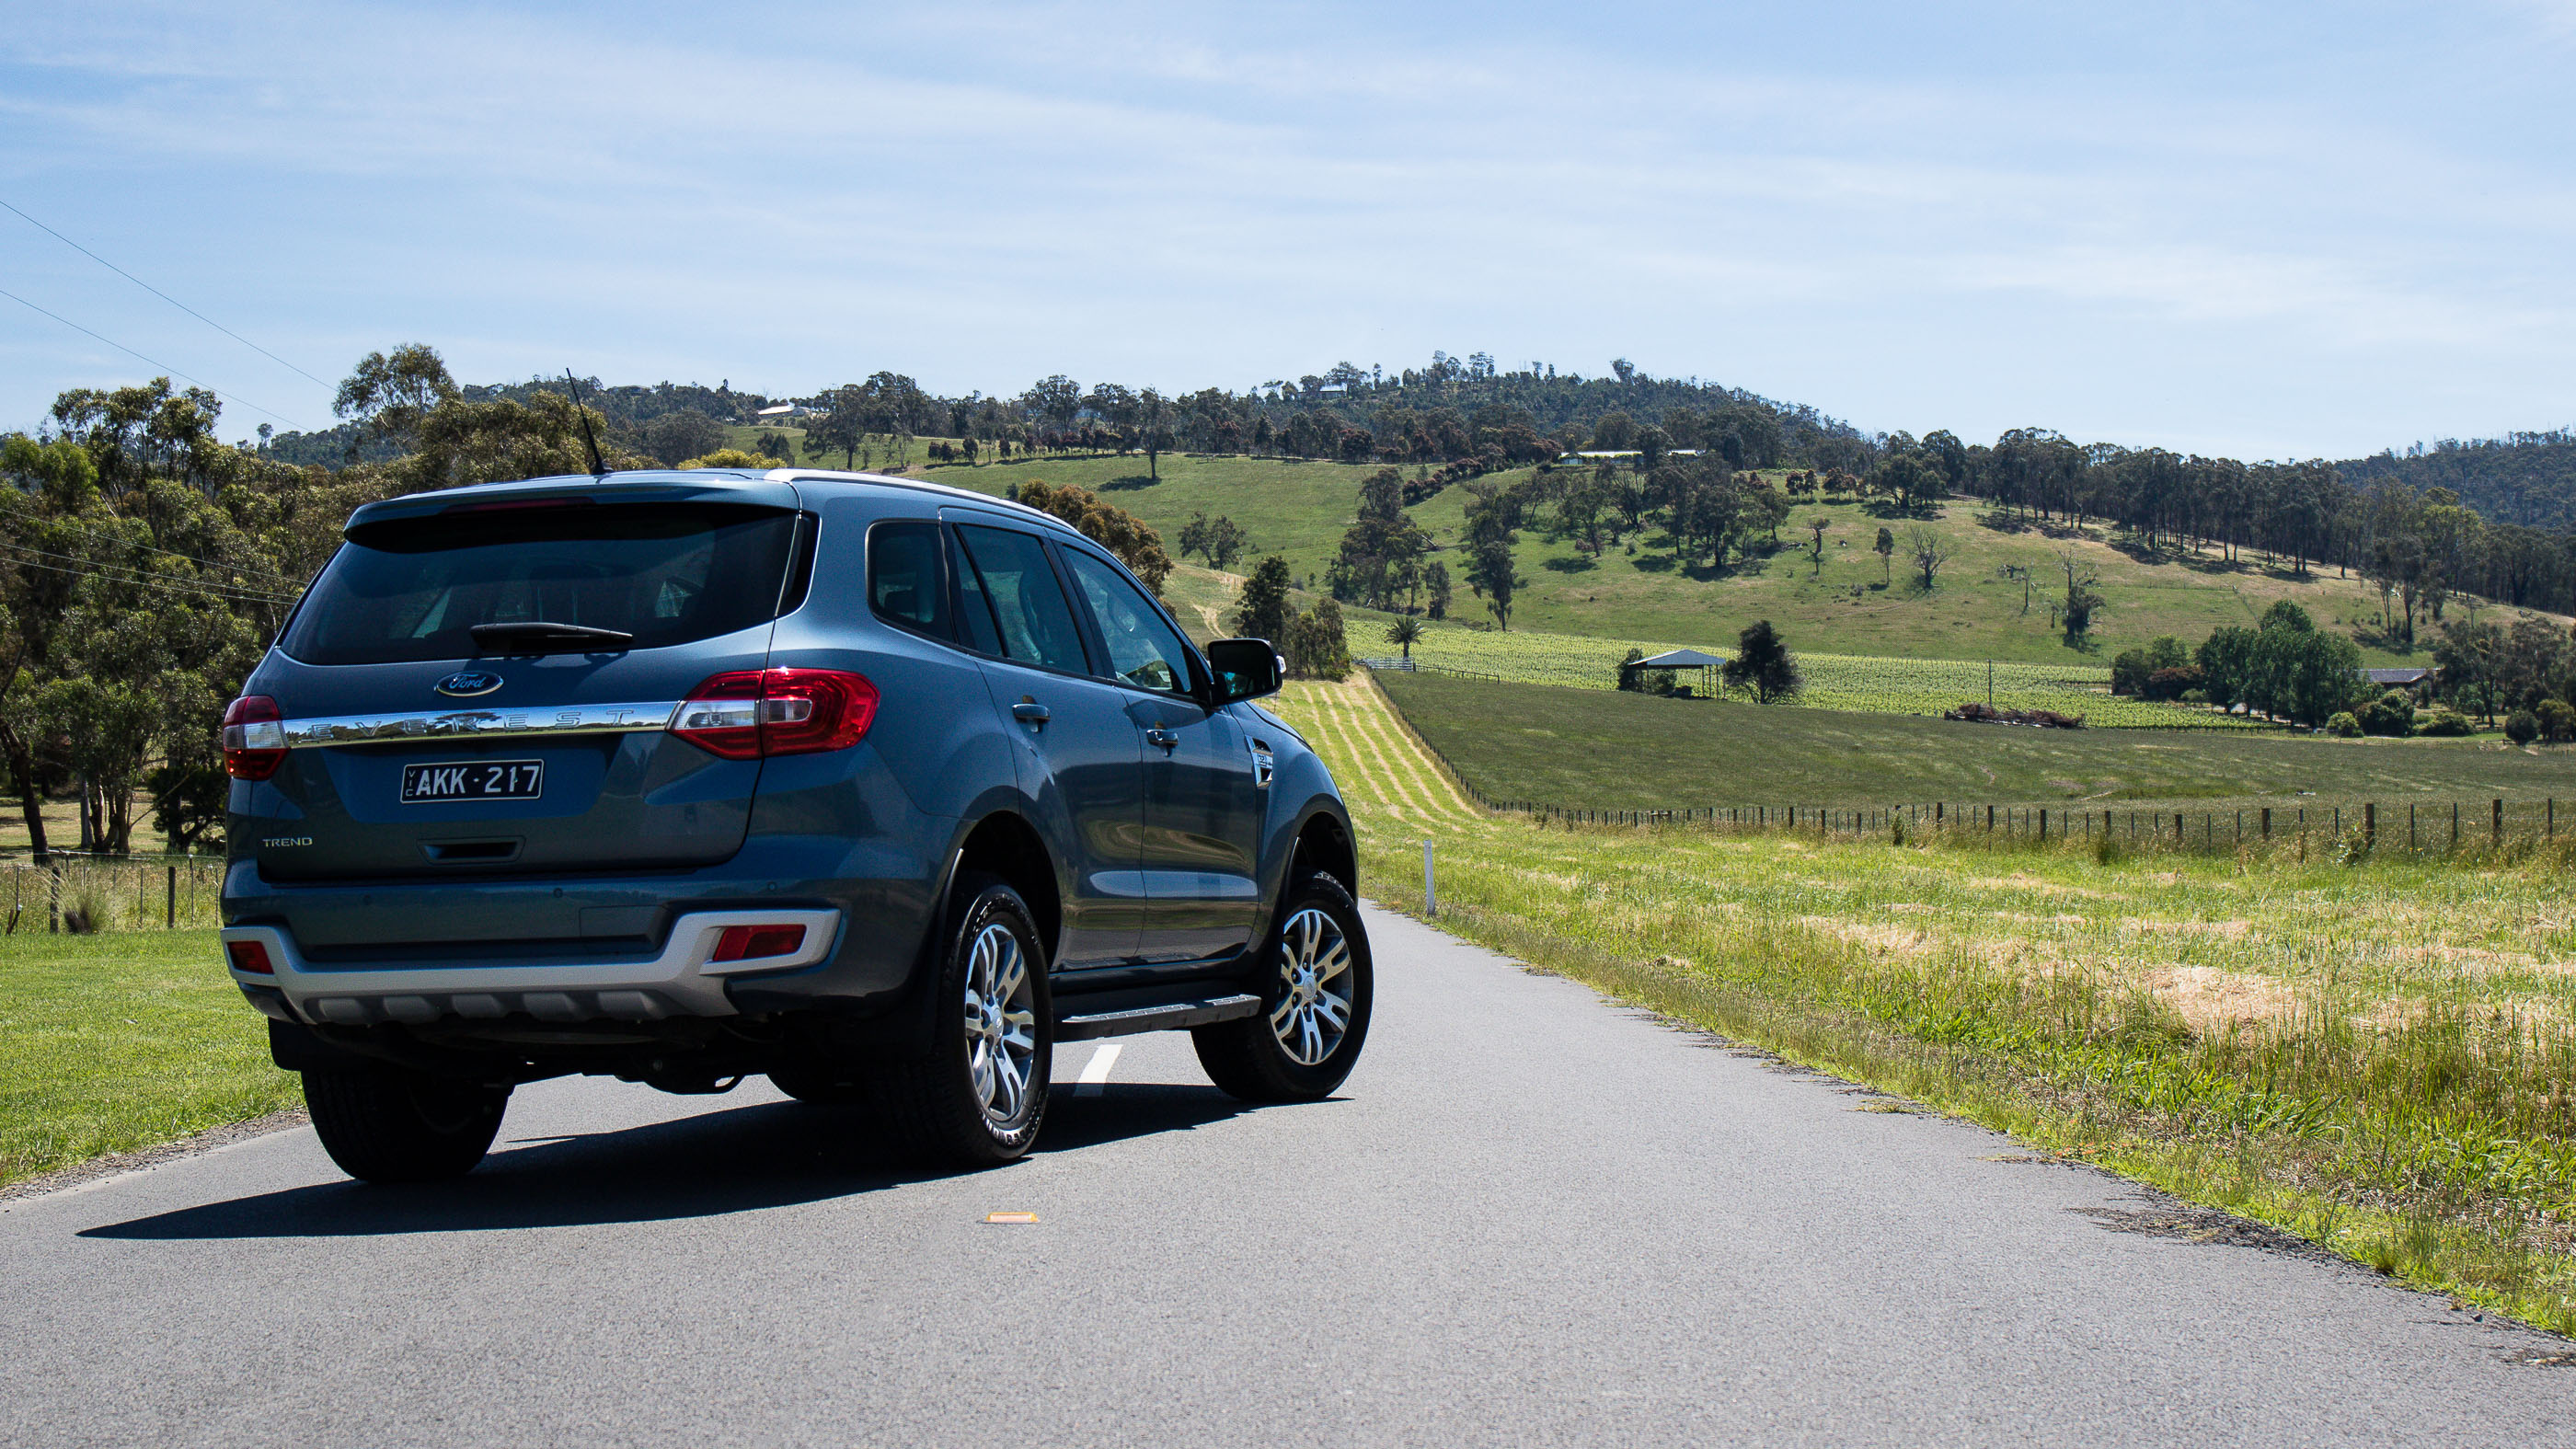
(1075, 1042, 1122, 1097)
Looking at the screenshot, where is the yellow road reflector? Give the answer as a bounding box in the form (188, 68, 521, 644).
(984, 1211, 1040, 1225)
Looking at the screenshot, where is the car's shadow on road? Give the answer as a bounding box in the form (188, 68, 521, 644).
(80, 1083, 1272, 1240)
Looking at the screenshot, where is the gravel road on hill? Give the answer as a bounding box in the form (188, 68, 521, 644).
(2, 906, 2569, 1445)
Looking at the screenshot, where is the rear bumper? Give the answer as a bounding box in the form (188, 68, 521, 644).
(225, 909, 843, 1026)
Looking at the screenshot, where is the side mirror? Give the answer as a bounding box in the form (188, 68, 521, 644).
(1203, 638, 1284, 704)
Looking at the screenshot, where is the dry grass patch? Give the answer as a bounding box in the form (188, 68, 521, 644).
(2143, 965, 2304, 1035)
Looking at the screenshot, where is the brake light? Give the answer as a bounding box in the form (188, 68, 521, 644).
(443, 496, 594, 514)
(221, 696, 287, 780)
(672, 669, 878, 759)
(225, 939, 274, 974)
(712, 923, 807, 962)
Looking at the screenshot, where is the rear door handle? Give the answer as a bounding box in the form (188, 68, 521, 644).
(1012, 701, 1050, 729)
(1144, 727, 1179, 750)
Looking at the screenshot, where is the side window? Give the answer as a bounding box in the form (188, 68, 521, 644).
(1061, 547, 1195, 696)
(868, 522, 948, 638)
(954, 525, 1090, 673)
(947, 526, 1004, 655)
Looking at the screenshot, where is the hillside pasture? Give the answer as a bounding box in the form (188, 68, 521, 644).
(912, 453, 2501, 666)
(1374, 670, 2576, 811)
(1340, 615, 2258, 727)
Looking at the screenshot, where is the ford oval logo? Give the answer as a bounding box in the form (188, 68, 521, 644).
(435, 671, 504, 698)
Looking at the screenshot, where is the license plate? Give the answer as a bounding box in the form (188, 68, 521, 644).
(401, 760, 544, 803)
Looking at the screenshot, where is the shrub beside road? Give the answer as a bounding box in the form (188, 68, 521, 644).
(1269, 675, 2576, 1334)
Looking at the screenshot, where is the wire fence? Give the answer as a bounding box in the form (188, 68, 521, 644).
(0, 853, 224, 934)
(1354, 659, 1502, 682)
(1495, 797, 2576, 857)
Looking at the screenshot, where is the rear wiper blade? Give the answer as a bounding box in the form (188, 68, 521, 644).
(469, 622, 635, 650)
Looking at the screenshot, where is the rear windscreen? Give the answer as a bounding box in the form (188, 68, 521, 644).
(279, 502, 801, 665)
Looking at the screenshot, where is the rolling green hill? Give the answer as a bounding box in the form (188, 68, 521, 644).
(914, 453, 2536, 667)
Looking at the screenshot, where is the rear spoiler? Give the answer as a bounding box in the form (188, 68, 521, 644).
(348, 477, 801, 532)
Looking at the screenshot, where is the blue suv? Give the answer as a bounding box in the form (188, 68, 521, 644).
(220, 468, 1371, 1179)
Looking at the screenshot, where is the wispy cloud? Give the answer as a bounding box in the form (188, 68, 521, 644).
(0, 0, 2569, 455)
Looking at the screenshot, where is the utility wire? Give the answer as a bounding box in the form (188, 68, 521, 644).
(0, 283, 299, 429)
(0, 540, 297, 604)
(0, 537, 296, 604)
(0, 502, 303, 585)
(0, 548, 294, 605)
(0, 547, 295, 609)
(0, 199, 329, 387)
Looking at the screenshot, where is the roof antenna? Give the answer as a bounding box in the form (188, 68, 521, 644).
(564, 369, 608, 477)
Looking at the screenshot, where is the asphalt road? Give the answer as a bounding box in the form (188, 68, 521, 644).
(3, 906, 2570, 1446)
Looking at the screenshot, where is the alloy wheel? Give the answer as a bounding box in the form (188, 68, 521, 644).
(1271, 906, 1353, 1066)
(962, 922, 1037, 1127)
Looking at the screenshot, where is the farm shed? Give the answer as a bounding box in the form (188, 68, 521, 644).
(1622, 648, 1728, 696)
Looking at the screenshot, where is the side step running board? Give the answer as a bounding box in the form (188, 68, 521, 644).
(1056, 994, 1262, 1042)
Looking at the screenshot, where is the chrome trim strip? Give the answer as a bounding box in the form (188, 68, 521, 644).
(278, 701, 683, 748)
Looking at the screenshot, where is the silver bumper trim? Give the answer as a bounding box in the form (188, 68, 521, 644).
(224, 908, 842, 1026)
(266, 701, 684, 749)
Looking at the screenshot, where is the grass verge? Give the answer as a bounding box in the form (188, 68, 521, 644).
(1268, 674, 2576, 1334)
(0, 928, 293, 1187)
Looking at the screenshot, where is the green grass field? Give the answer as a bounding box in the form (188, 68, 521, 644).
(1264, 674, 2576, 1333)
(0, 928, 293, 1186)
(906, 452, 2507, 666)
(1374, 671, 2576, 811)
(1342, 615, 2266, 727)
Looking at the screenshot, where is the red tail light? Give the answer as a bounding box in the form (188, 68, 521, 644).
(221, 696, 287, 780)
(672, 669, 878, 760)
(712, 923, 807, 962)
(225, 939, 275, 974)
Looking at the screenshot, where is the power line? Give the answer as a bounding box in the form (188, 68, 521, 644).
(0, 500, 303, 585)
(0, 199, 329, 387)
(0, 546, 296, 609)
(0, 283, 300, 430)
(0, 552, 293, 609)
(0, 536, 296, 604)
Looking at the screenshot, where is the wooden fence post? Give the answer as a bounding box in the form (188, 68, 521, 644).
(165, 866, 176, 928)
(2260, 807, 2271, 838)
(2494, 798, 2504, 845)
(2363, 802, 2375, 847)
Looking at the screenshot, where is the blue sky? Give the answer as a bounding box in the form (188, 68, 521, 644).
(1, 0, 2569, 459)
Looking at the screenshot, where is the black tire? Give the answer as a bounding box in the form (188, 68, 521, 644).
(870, 873, 1052, 1168)
(1193, 871, 1373, 1102)
(303, 1069, 510, 1183)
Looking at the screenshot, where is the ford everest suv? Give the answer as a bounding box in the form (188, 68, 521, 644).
(220, 468, 1370, 1180)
